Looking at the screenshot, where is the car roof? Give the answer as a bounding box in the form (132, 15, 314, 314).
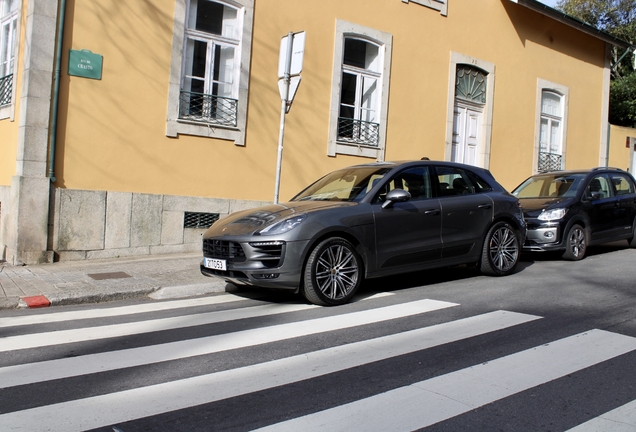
(349, 160, 491, 171)
(530, 167, 628, 177)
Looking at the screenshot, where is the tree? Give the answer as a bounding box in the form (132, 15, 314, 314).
(557, 0, 635, 78)
(556, 0, 636, 126)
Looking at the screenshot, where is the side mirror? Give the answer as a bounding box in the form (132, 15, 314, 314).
(381, 188, 411, 209)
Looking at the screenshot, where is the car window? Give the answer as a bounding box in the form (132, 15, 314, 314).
(610, 174, 635, 196)
(293, 166, 392, 202)
(513, 173, 585, 198)
(373, 167, 431, 203)
(586, 175, 612, 199)
(435, 167, 475, 196)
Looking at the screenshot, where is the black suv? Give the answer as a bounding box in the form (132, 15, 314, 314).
(512, 168, 636, 260)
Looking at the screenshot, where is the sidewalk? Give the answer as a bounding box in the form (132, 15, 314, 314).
(0, 252, 230, 310)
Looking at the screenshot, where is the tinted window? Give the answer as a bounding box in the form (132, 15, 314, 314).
(586, 175, 612, 199)
(610, 174, 636, 196)
(373, 167, 431, 203)
(435, 167, 475, 196)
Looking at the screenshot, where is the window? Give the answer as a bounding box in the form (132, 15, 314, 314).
(539, 91, 563, 172)
(328, 20, 392, 160)
(535, 80, 568, 173)
(587, 175, 611, 199)
(435, 166, 478, 196)
(0, 0, 17, 107)
(374, 167, 432, 203)
(166, 0, 254, 145)
(610, 174, 635, 196)
(338, 38, 381, 147)
(401, 0, 448, 16)
(181, 0, 239, 126)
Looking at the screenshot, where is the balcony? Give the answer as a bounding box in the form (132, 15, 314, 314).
(0, 74, 12, 106)
(178, 91, 238, 127)
(337, 117, 380, 147)
(538, 152, 562, 172)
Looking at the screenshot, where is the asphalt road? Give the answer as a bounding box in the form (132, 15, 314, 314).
(1, 242, 635, 431)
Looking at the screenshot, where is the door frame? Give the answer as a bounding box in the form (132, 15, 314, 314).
(445, 52, 495, 169)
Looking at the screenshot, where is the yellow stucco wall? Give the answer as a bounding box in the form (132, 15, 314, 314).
(55, 0, 609, 201)
(608, 124, 636, 173)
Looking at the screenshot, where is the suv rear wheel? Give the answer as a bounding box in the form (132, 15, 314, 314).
(480, 221, 520, 276)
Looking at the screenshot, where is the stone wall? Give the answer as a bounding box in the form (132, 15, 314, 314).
(49, 188, 269, 261)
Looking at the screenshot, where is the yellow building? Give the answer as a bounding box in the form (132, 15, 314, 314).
(0, 0, 632, 264)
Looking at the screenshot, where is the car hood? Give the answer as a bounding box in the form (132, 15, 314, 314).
(205, 201, 357, 236)
(519, 197, 573, 218)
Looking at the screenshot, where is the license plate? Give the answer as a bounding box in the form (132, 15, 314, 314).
(204, 258, 227, 271)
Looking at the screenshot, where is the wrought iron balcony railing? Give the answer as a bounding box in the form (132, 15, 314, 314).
(337, 117, 380, 147)
(0, 74, 13, 106)
(538, 151, 562, 172)
(178, 90, 238, 127)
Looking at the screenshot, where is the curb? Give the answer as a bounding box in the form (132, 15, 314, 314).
(3, 281, 230, 310)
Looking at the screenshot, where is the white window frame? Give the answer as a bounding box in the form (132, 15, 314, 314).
(166, 0, 253, 145)
(400, 0, 448, 16)
(0, 0, 19, 120)
(444, 52, 495, 169)
(534, 79, 569, 173)
(328, 20, 392, 160)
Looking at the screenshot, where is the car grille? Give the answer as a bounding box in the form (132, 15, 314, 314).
(202, 239, 246, 262)
(249, 242, 285, 268)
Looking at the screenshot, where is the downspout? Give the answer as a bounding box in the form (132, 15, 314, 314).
(48, 0, 67, 182)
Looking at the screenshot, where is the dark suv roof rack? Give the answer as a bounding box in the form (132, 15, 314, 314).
(591, 167, 625, 172)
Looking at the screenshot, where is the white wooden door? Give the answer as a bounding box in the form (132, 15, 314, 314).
(452, 102, 482, 166)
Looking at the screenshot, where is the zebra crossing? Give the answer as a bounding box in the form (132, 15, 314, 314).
(1, 292, 636, 431)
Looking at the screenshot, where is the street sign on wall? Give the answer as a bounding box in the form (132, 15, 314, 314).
(68, 49, 103, 80)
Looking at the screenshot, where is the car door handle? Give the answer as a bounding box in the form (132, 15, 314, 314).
(478, 204, 492, 209)
(424, 209, 440, 215)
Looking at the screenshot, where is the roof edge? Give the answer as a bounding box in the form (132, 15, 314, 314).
(509, 0, 633, 49)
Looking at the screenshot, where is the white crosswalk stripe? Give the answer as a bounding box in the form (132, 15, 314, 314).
(256, 330, 636, 431)
(0, 298, 456, 388)
(2, 294, 636, 432)
(566, 400, 636, 431)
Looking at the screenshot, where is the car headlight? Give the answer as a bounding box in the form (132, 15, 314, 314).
(538, 208, 568, 221)
(258, 215, 307, 235)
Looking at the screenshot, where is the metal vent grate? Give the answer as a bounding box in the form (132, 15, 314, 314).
(184, 212, 219, 229)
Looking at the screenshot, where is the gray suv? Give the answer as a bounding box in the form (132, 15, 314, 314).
(202, 160, 526, 305)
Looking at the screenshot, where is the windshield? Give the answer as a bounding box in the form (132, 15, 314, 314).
(292, 166, 392, 202)
(513, 173, 586, 198)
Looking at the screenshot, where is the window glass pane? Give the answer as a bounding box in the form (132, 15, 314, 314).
(189, 0, 237, 38)
(1, 22, 8, 74)
(185, 38, 207, 79)
(588, 176, 611, 199)
(541, 91, 561, 116)
(549, 120, 560, 153)
(2, 0, 18, 15)
(212, 45, 234, 97)
(360, 76, 377, 122)
(539, 118, 549, 151)
(343, 38, 379, 72)
(340, 72, 357, 107)
(611, 175, 635, 195)
(435, 167, 475, 196)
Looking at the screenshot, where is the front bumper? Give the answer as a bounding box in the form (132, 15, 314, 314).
(200, 238, 311, 290)
(523, 224, 564, 252)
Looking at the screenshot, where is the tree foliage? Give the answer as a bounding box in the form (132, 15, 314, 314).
(556, 0, 636, 126)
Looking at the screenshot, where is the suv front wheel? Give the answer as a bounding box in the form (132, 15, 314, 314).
(562, 224, 587, 260)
